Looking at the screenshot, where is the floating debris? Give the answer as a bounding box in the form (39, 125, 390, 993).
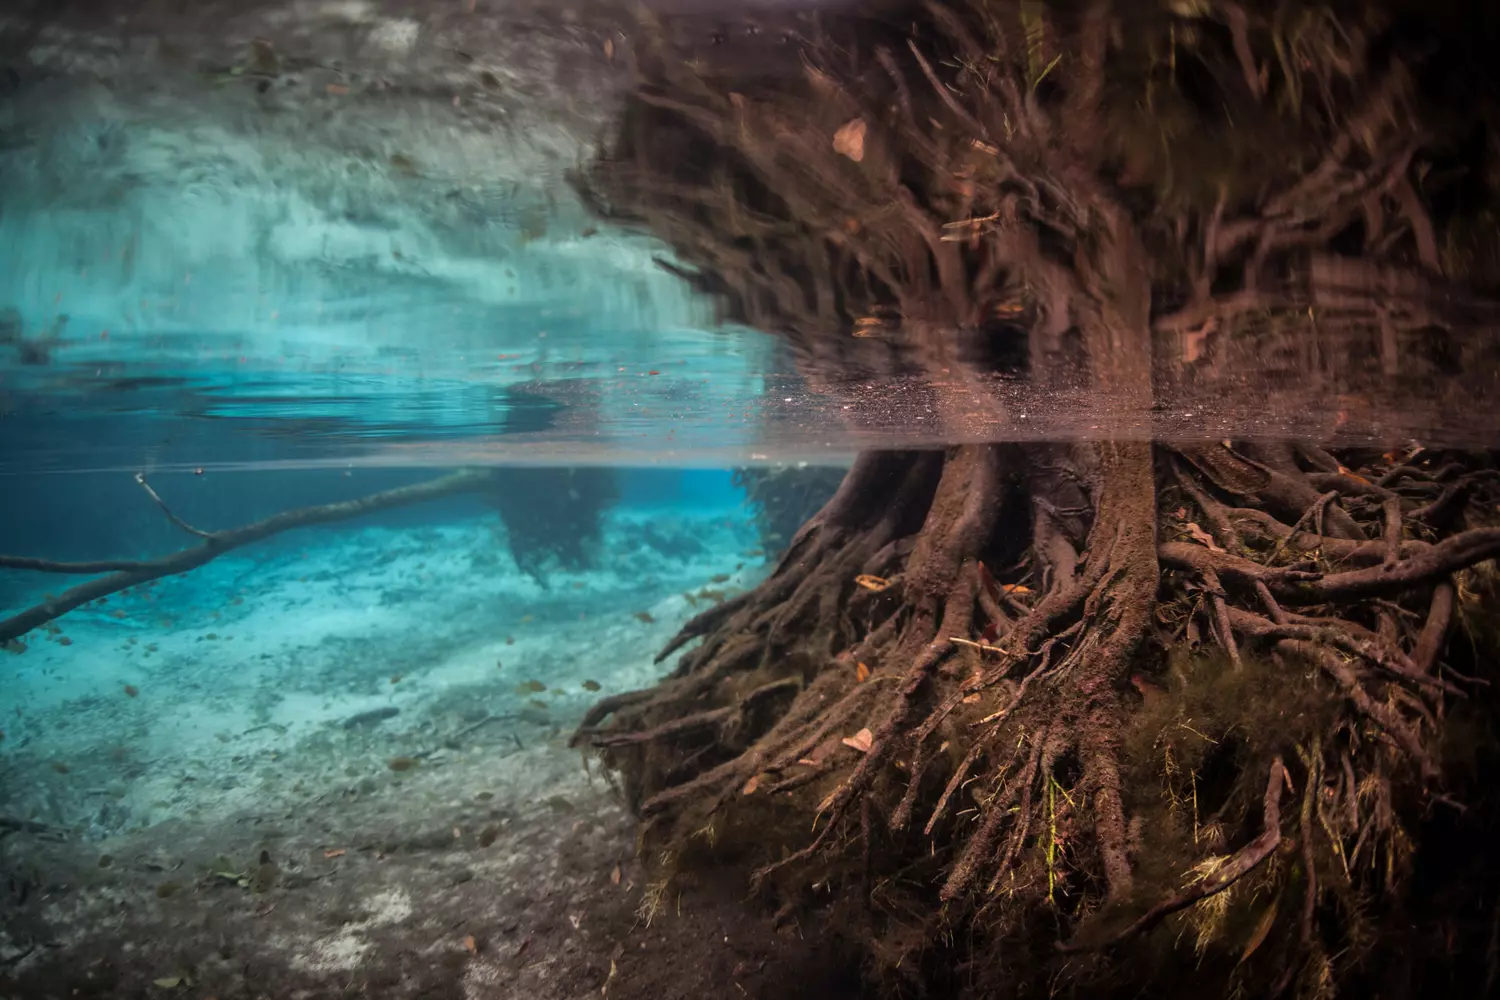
(341, 706, 400, 729)
(841, 728, 874, 753)
(633, 611, 655, 624)
(581, 679, 601, 691)
(389, 152, 419, 176)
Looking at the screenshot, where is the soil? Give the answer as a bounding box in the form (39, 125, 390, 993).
(0, 736, 859, 1000)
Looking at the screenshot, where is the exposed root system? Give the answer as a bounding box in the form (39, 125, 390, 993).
(571, 2, 1500, 996)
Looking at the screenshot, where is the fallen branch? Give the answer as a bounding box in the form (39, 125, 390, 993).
(0, 815, 69, 839)
(133, 473, 214, 539)
(0, 469, 497, 643)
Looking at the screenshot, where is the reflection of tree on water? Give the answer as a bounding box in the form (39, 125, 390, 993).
(571, 3, 1500, 997)
(486, 466, 618, 584)
(734, 465, 845, 557)
(485, 384, 618, 585)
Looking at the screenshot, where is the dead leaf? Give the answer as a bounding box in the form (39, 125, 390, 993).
(1182, 317, 1217, 363)
(961, 693, 982, 704)
(855, 662, 871, 682)
(153, 977, 183, 989)
(1239, 897, 1279, 963)
(841, 728, 874, 753)
(323, 848, 346, 859)
(1184, 522, 1225, 553)
(603, 37, 614, 60)
(854, 574, 892, 592)
(463, 934, 478, 955)
(1336, 465, 1372, 486)
(326, 83, 349, 96)
(610, 863, 622, 885)
(741, 775, 760, 795)
(1000, 583, 1032, 595)
(833, 118, 867, 161)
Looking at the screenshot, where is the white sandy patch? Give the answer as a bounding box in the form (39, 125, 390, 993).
(0, 502, 766, 838)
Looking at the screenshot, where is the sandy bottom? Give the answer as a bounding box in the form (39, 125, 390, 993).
(0, 507, 856, 998)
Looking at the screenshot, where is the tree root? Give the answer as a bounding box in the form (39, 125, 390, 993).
(572, 2, 1500, 995)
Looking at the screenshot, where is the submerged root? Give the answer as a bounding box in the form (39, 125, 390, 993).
(577, 442, 1500, 998)
(568, 1, 1500, 995)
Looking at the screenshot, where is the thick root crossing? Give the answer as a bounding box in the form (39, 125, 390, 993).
(577, 441, 1500, 995)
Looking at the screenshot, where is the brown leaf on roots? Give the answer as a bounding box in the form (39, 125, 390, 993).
(841, 728, 874, 753)
(463, 934, 478, 955)
(1184, 521, 1225, 552)
(741, 775, 760, 795)
(854, 574, 892, 592)
(1183, 318, 1217, 363)
(855, 661, 871, 682)
(1239, 898, 1280, 964)
(833, 118, 867, 161)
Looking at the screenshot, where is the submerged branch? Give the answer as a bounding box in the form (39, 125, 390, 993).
(0, 469, 497, 643)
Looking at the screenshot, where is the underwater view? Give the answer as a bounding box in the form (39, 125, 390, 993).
(5, 1, 1500, 998)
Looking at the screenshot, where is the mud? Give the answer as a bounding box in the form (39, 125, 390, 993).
(0, 739, 858, 1000)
